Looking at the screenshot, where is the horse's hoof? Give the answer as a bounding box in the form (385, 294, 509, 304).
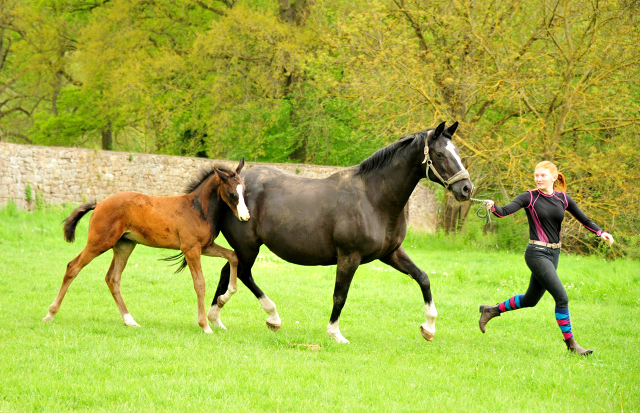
(203, 327, 213, 334)
(329, 334, 350, 344)
(43, 315, 54, 322)
(266, 321, 281, 332)
(123, 314, 141, 327)
(212, 322, 227, 330)
(420, 326, 435, 341)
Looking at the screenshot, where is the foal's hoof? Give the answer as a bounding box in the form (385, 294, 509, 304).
(420, 326, 435, 341)
(43, 314, 54, 322)
(266, 321, 281, 332)
(123, 314, 141, 327)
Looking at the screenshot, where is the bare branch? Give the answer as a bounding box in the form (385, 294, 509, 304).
(392, 0, 429, 52)
(194, 1, 227, 16)
(561, 118, 640, 135)
(1, 131, 32, 144)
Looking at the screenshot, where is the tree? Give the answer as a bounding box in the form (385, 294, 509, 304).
(303, 0, 640, 253)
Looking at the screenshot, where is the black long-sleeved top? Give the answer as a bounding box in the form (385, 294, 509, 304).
(491, 190, 603, 244)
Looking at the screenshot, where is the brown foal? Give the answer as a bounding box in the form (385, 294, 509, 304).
(43, 158, 249, 333)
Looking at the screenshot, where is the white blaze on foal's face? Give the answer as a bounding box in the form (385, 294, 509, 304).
(445, 141, 466, 171)
(236, 184, 250, 221)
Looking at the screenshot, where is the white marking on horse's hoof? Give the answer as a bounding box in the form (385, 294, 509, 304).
(266, 321, 281, 332)
(330, 332, 350, 344)
(259, 296, 281, 329)
(421, 301, 437, 341)
(213, 321, 227, 330)
(203, 326, 213, 334)
(420, 324, 435, 341)
(327, 322, 350, 343)
(123, 313, 140, 327)
(43, 313, 54, 322)
(207, 305, 226, 329)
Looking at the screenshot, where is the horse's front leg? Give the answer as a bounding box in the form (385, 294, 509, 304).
(380, 246, 437, 341)
(182, 245, 212, 333)
(202, 243, 239, 330)
(327, 252, 362, 344)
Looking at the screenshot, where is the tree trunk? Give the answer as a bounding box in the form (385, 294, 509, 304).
(439, 191, 472, 233)
(101, 123, 113, 150)
(278, 0, 313, 26)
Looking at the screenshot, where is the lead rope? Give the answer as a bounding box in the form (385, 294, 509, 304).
(470, 197, 492, 225)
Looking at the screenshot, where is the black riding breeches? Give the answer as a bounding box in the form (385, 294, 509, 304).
(520, 244, 568, 309)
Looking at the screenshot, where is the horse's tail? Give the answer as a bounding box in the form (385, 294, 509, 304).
(63, 201, 97, 243)
(159, 253, 188, 274)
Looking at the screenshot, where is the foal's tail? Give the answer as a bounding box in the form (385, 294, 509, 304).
(63, 201, 97, 243)
(159, 253, 188, 274)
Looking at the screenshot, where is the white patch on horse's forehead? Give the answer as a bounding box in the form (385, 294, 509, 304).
(236, 184, 250, 221)
(445, 141, 466, 171)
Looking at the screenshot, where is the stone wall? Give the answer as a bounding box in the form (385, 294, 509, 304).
(0, 142, 437, 232)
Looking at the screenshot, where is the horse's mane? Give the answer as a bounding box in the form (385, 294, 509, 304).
(183, 164, 236, 194)
(355, 130, 431, 176)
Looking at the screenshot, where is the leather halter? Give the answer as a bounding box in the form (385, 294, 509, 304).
(422, 141, 470, 189)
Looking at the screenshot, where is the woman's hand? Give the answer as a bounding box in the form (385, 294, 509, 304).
(601, 232, 615, 247)
(486, 200, 495, 210)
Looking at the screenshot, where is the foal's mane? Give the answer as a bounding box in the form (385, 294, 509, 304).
(355, 129, 431, 176)
(183, 164, 236, 194)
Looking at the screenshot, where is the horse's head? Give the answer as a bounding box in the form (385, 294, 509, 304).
(215, 157, 250, 221)
(422, 121, 473, 201)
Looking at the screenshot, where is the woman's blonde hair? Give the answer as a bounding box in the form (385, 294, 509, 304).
(535, 161, 567, 192)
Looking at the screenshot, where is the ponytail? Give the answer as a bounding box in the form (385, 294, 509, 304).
(535, 161, 567, 192)
(555, 172, 567, 192)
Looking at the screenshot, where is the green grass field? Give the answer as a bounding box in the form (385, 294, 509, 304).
(1, 205, 639, 412)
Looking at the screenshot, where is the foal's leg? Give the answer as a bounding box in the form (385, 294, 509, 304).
(380, 246, 436, 341)
(104, 239, 139, 327)
(182, 245, 212, 333)
(43, 247, 102, 322)
(327, 252, 362, 344)
(202, 243, 239, 330)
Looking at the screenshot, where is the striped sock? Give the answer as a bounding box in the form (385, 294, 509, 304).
(497, 294, 524, 313)
(555, 308, 573, 340)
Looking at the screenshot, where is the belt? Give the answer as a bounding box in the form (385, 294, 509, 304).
(529, 240, 561, 249)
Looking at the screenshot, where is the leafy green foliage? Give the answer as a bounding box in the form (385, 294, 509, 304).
(0, 0, 638, 252)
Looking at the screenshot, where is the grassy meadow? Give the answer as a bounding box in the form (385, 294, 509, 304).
(0, 205, 638, 412)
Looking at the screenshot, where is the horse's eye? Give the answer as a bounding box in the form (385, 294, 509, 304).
(436, 152, 445, 160)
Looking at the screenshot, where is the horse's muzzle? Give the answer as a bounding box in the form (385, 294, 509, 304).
(451, 179, 473, 202)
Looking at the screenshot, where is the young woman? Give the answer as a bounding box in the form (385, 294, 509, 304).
(479, 161, 614, 355)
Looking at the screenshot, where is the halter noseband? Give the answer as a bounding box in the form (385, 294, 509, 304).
(422, 142, 470, 189)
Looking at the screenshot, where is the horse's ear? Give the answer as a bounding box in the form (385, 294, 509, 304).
(431, 121, 446, 142)
(446, 121, 459, 136)
(236, 157, 245, 174)
(214, 168, 230, 183)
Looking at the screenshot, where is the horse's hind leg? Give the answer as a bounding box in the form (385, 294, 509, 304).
(202, 243, 239, 330)
(380, 246, 437, 341)
(182, 245, 212, 333)
(105, 239, 139, 327)
(43, 247, 102, 322)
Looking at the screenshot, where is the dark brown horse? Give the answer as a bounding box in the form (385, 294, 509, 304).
(43, 159, 248, 333)
(209, 122, 473, 342)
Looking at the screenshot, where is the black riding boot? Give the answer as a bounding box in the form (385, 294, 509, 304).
(478, 304, 501, 333)
(564, 337, 593, 355)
